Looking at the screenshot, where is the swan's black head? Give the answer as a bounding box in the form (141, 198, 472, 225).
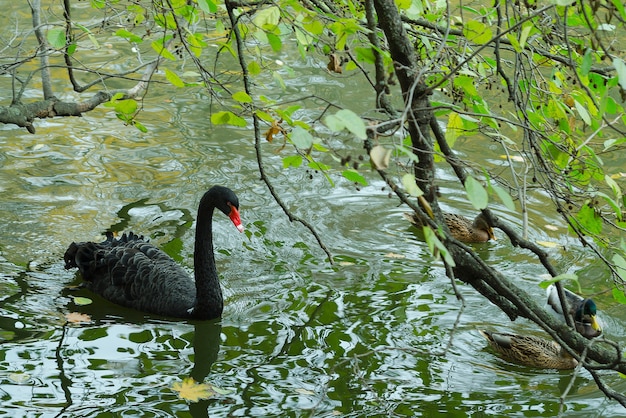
(207, 186, 244, 232)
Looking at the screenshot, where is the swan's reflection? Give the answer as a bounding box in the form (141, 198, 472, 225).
(189, 320, 222, 417)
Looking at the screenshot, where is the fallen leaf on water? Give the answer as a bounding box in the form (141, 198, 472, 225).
(65, 312, 92, 324)
(9, 372, 30, 384)
(73, 296, 93, 306)
(295, 387, 316, 395)
(171, 377, 216, 402)
(499, 154, 524, 162)
(385, 252, 405, 259)
(536, 240, 560, 248)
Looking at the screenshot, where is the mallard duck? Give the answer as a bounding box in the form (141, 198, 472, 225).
(546, 284, 602, 339)
(403, 212, 495, 243)
(479, 330, 578, 370)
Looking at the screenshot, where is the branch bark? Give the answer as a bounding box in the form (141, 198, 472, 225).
(372, 0, 626, 400)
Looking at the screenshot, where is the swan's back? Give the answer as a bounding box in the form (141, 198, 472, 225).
(64, 232, 196, 317)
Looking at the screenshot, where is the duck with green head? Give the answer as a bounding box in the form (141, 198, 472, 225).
(546, 284, 602, 339)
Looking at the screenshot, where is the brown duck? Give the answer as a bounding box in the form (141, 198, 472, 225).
(404, 212, 495, 243)
(479, 330, 577, 370)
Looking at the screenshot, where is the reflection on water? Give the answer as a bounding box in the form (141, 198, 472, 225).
(1, 17, 625, 418)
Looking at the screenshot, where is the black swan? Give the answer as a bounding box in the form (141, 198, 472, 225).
(64, 185, 243, 319)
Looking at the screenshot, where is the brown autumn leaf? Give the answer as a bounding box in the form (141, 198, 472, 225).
(327, 53, 342, 73)
(369, 145, 391, 170)
(65, 312, 92, 324)
(265, 118, 286, 143)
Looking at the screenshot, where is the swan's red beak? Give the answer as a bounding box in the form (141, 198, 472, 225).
(228, 203, 244, 232)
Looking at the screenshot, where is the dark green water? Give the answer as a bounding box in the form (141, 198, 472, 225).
(1, 6, 625, 418)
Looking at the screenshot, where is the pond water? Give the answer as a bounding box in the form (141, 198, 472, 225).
(1, 4, 626, 418)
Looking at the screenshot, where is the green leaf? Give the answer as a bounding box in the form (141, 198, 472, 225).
(596, 192, 621, 221)
(255, 110, 273, 122)
(115, 99, 138, 115)
(289, 126, 313, 149)
(303, 19, 324, 35)
(423, 227, 456, 267)
(75, 23, 99, 48)
(47, 28, 66, 49)
(342, 169, 367, 186)
(354, 47, 376, 64)
(197, 0, 217, 13)
(151, 39, 176, 60)
(133, 120, 148, 133)
(210, 111, 247, 127)
(73, 296, 93, 306)
(613, 58, 626, 90)
(114, 29, 143, 43)
(518, 23, 533, 50)
(613, 253, 626, 282)
(165, 69, 185, 87)
(492, 184, 516, 211)
(335, 109, 366, 139)
(248, 61, 261, 76)
(612, 287, 626, 305)
(538, 273, 579, 290)
(580, 49, 593, 76)
(395, 145, 419, 163)
(574, 99, 591, 125)
(324, 114, 344, 132)
(575, 204, 602, 234)
(267, 32, 282, 52)
(282, 155, 302, 168)
(463, 20, 493, 44)
(402, 174, 423, 197)
(464, 176, 488, 209)
(154, 13, 177, 30)
(253, 6, 280, 28)
(232, 91, 253, 103)
(295, 28, 314, 46)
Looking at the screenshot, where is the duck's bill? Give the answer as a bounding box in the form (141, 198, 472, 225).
(589, 315, 602, 332)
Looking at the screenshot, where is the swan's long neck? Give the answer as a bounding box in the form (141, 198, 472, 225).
(192, 195, 223, 319)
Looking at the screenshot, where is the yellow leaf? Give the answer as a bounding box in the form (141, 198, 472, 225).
(171, 377, 215, 402)
(445, 112, 463, 147)
(536, 240, 560, 248)
(385, 252, 405, 259)
(9, 372, 30, 384)
(499, 155, 525, 162)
